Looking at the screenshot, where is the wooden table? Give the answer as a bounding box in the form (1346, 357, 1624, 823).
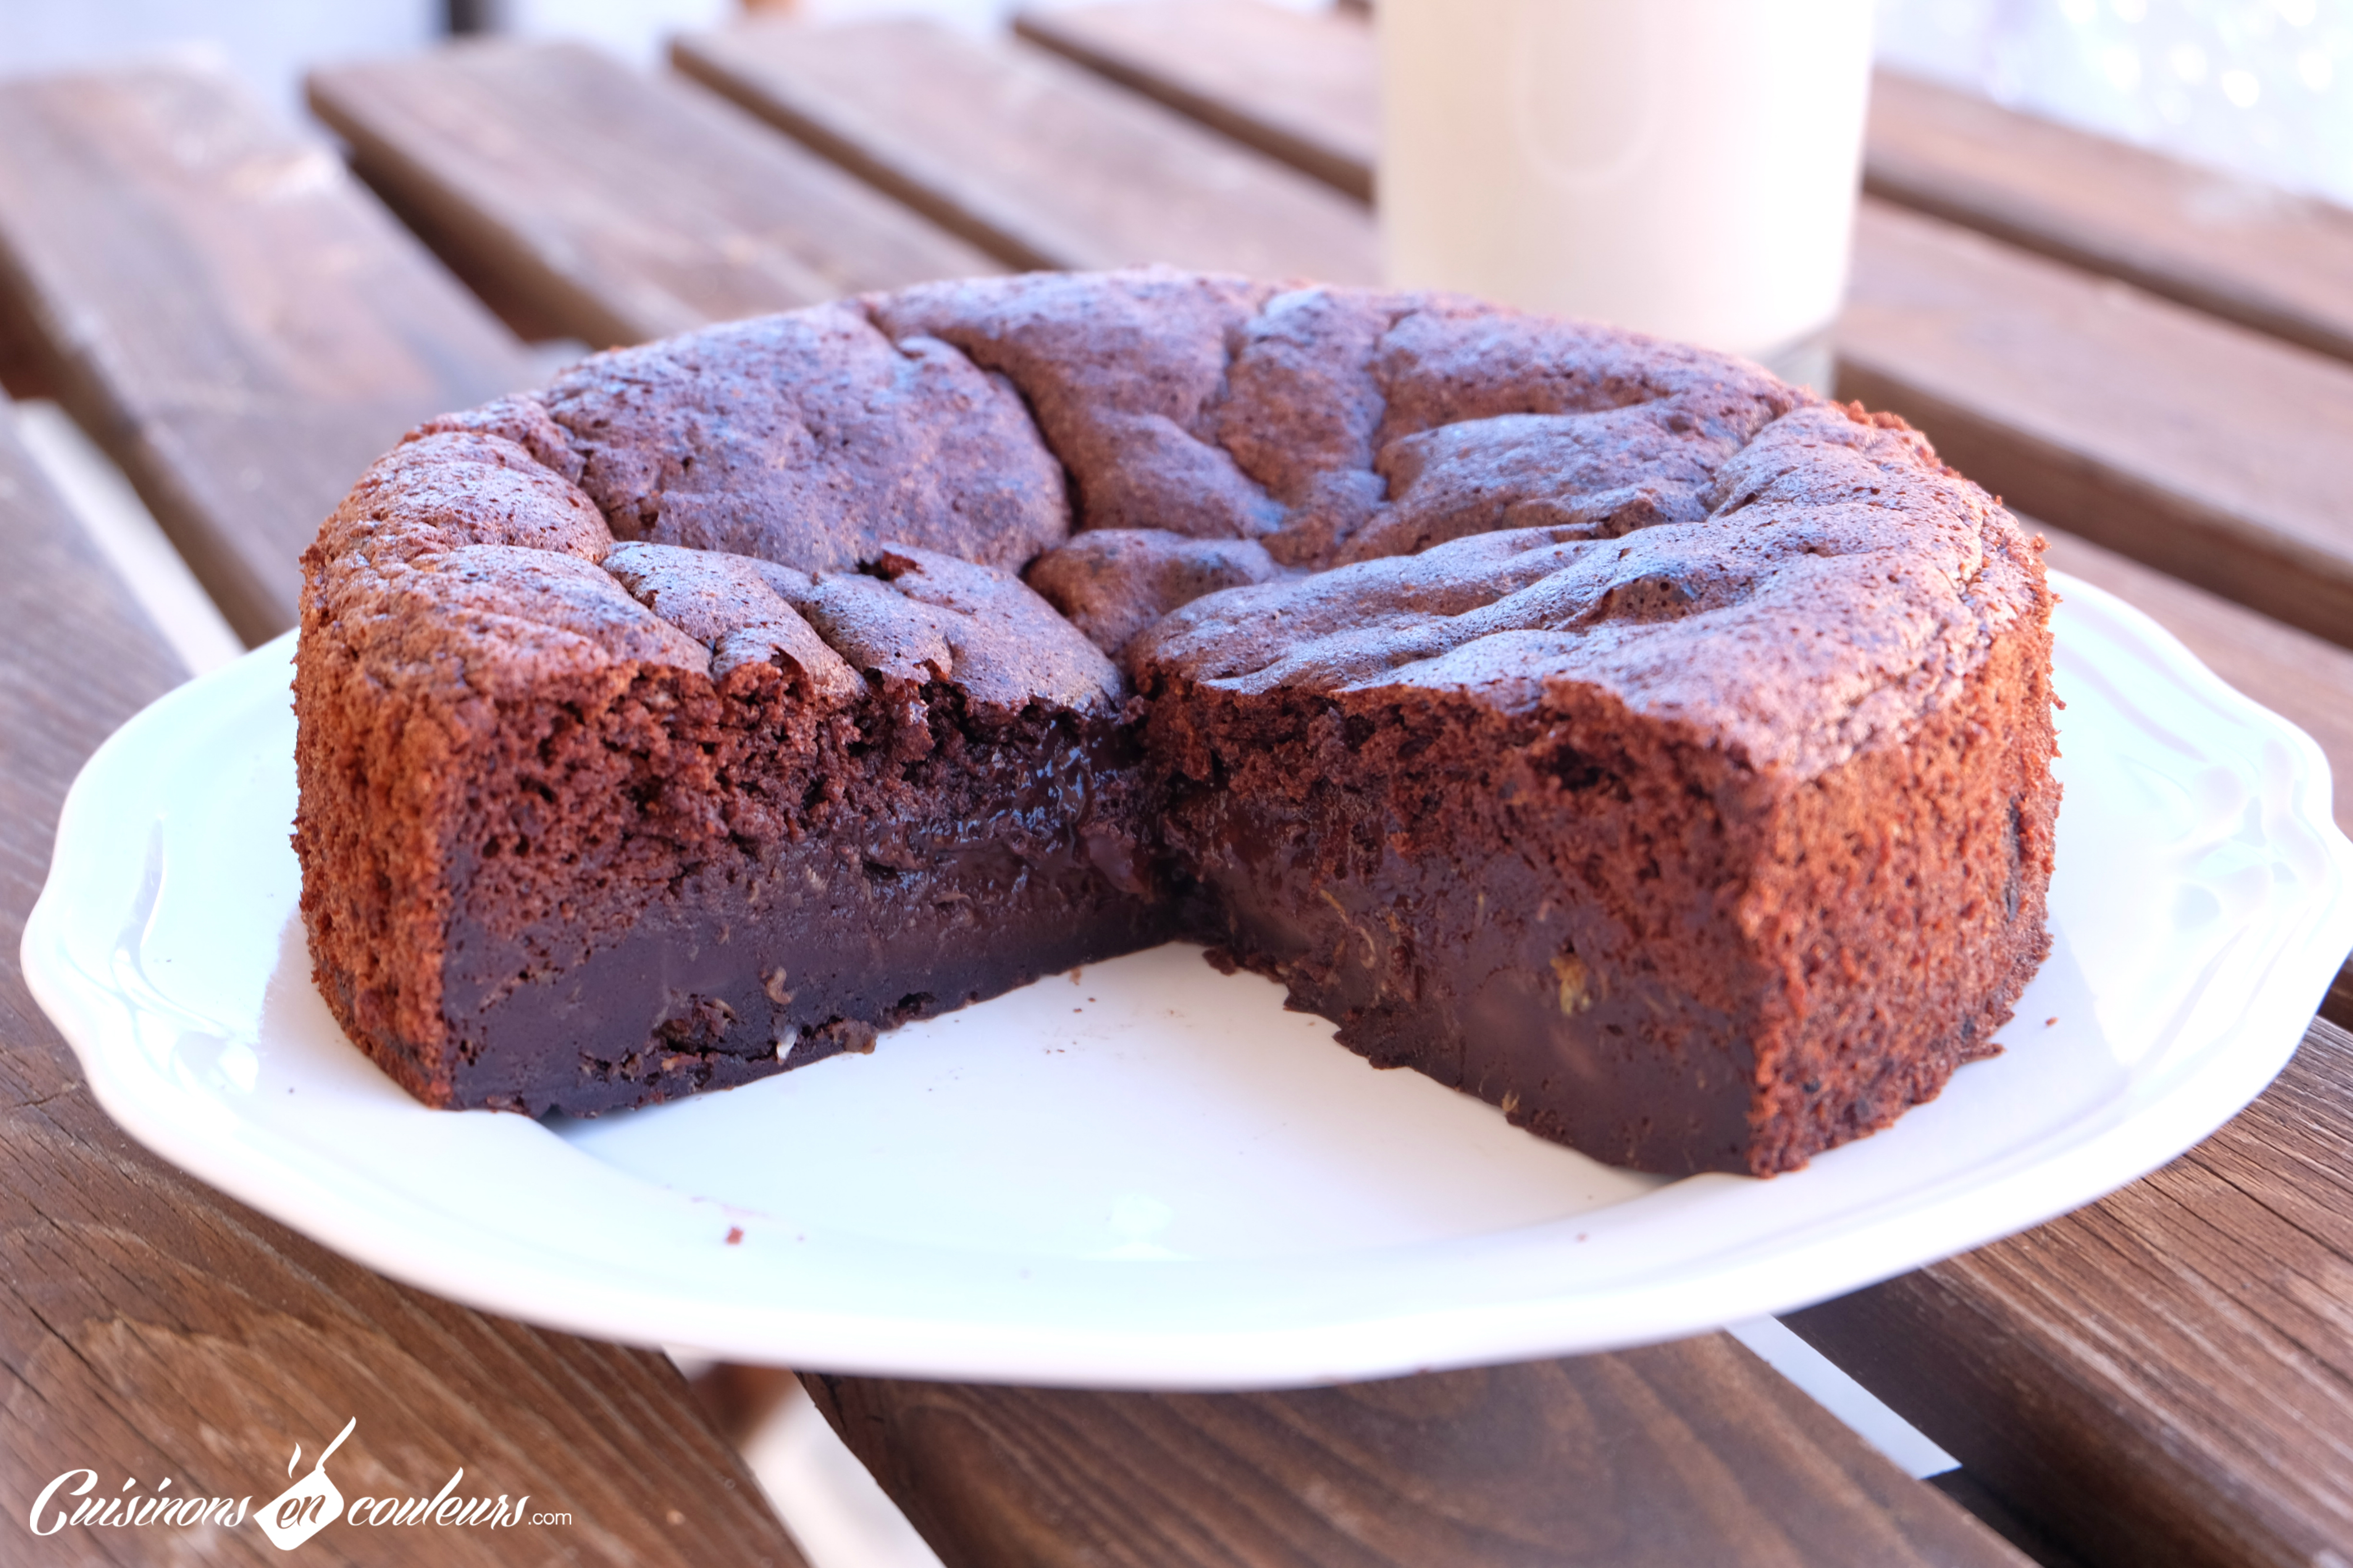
(4, 7, 2349, 1564)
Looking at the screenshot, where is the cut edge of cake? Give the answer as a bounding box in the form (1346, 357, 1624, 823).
(292, 269, 2059, 1177)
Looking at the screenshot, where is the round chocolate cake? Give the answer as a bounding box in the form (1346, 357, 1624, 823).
(294, 269, 2058, 1177)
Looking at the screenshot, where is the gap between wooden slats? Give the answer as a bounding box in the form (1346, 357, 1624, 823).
(1862, 69, 2353, 369)
(1016, 0, 1378, 202)
(1787, 1016, 2353, 1568)
(798, 1332, 2032, 1568)
(0, 60, 537, 642)
(307, 38, 1005, 352)
(1837, 201, 2353, 653)
(671, 17, 1378, 284)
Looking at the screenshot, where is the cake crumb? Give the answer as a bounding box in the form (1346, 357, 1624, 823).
(725, 1226, 744, 1245)
(2046, 1016, 2058, 1026)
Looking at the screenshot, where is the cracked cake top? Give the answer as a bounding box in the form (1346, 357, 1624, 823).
(300, 268, 2041, 783)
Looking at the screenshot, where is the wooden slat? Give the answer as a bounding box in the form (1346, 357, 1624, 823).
(1015, 0, 1379, 201)
(1785, 1017, 2353, 1568)
(2034, 521, 2353, 838)
(671, 18, 1378, 282)
(1839, 201, 2353, 653)
(0, 400, 806, 1566)
(1864, 70, 2353, 368)
(308, 38, 1004, 351)
(804, 1336, 2031, 1568)
(0, 61, 536, 643)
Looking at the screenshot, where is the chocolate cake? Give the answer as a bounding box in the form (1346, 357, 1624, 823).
(294, 269, 2057, 1177)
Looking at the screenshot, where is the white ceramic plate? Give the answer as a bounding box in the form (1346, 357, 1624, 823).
(24, 573, 2353, 1389)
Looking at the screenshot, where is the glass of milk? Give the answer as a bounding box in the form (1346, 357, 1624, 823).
(1379, 0, 1875, 391)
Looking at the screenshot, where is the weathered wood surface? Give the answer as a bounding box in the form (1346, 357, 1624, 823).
(1014, 7, 2353, 375)
(1787, 1017, 2353, 1568)
(672, 18, 1378, 281)
(308, 38, 1002, 351)
(0, 61, 536, 645)
(1016, 0, 1379, 201)
(1864, 69, 2353, 366)
(1839, 201, 2353, 652)
(14, 28, 2345, 1565)
(805, 1335, 2030, 1568)
(0, 402, 806, 1566)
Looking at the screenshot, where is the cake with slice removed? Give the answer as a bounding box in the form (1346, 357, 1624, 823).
(294, 269, 2057, 1176)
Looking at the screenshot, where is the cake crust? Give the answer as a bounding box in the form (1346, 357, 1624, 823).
(294, 270, 2057, 1176)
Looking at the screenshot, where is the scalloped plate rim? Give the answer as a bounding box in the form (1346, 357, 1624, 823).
(22, 569, 2353, 1388)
